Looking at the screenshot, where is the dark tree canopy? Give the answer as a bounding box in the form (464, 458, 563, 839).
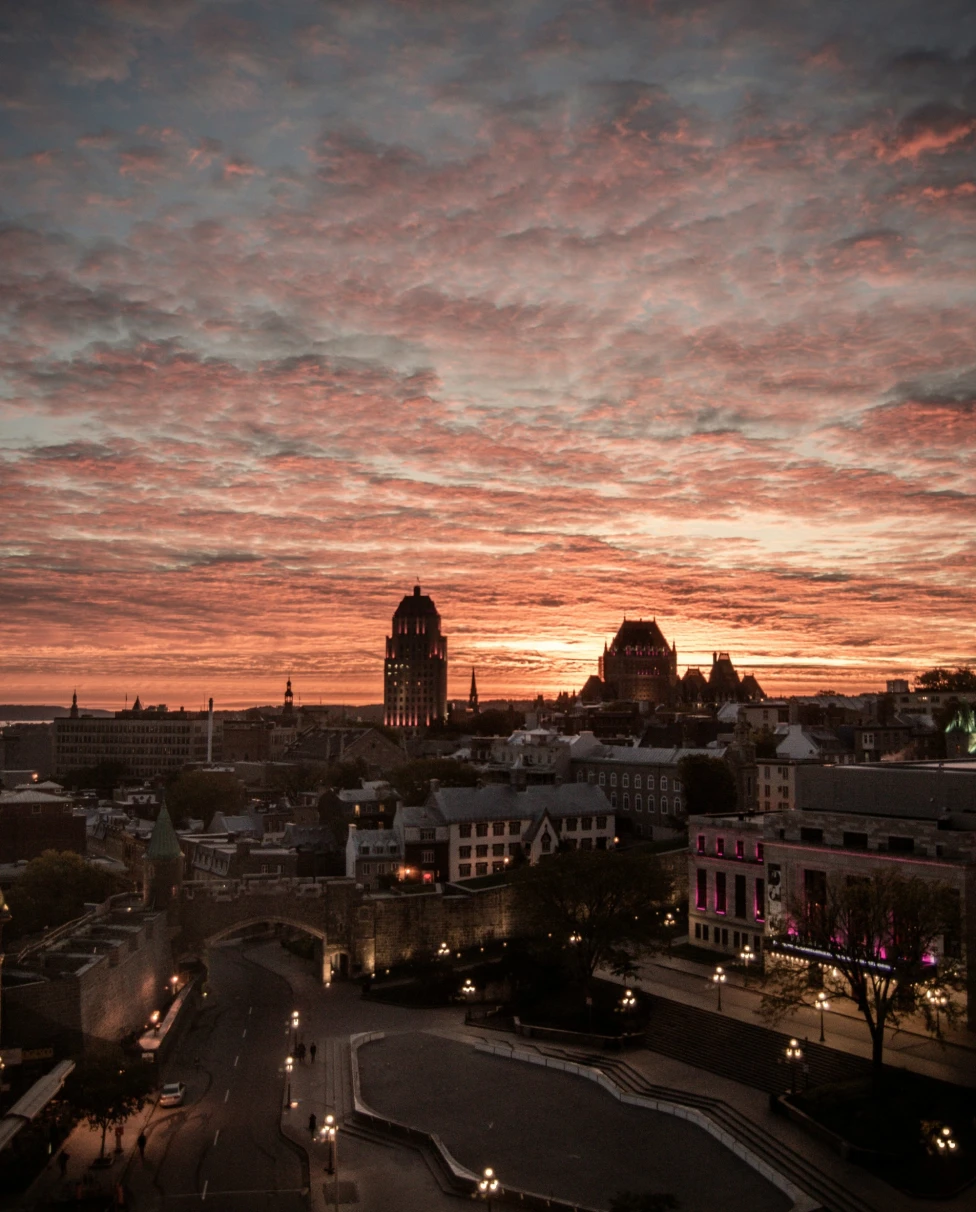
(60, 759, 129, 796)
(390, 758, 478, 806)
(761, 869, 962, 1071)
(4, 850, 126, 941)
(165, 769, 245, 828)
(915, 667, 976, 692)
(515, 847, 672, 988)
(678, 754, 737, 816)
(65, 1050, 153, 1158)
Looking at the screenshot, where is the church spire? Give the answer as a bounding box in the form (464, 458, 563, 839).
(70, 690, 78, 719)
(283, 677, 294, 721)
(468, 668, 479, 713)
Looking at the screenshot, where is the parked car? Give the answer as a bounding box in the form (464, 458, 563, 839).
(158, 1082, 186, 1108)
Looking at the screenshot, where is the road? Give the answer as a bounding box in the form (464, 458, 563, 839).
(142, 945, 307, 1210)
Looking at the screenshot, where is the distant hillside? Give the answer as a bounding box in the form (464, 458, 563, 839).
(0, 705, 113, 720)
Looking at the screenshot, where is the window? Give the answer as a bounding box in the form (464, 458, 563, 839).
(541, 834, 552, 853)
(508, 843, 520, 856)
(674, 779, 681, 792)
(492, 843, 505, 856)
(599, 771, 606, 786)
(755, 878, 765, 921)
(734, 874, 746, 919)
(661, 776, 668, 791)
(360, 846, 371, 856)
(622, 773, 629, 788)
(800, 827, 823, 844)
(580, 837, 592, 850)
(476, 862, 488, 875)
(622, 794, 630, 810)
(755, 842, 764, 862)
(421, 848, 435, 864)
(716, 837, 724, 856)
(804, 868, 827, 910)
(421, 828, 435, 842)
(581, 816, 593, 830)
(610, 772, 617, 787)
(660, 796, 668, 814)
(459, 846, 471, 859)
(843, 831, 868, 850)
(696, 868, 707, 910)
(634, 775, 642, 790)
(508, 820, 520, 835)
(476, 823, 488, 837)
(694, 923, 702, 939)
(697, 834, 706, 854)
(610, 792, 618, 808)
(735, 839, 744, 860)
(493, 821, 505, 836)
(361, 863, 372, 875)
(596, 815, 607, 829)
(889, 835, 914, 854)
(702, 925, 709, 941)
(492, 861, 505, 873)
(565, 817, 577, 831)
(673, 796, 681, 812)
(459, 823, 472, 838)
(715, 872, 727, 914)
(476, 844, 488, 857)
(376, 863, 387, 876)
(635, 795, 642, 812)
(459, 863, 472, 878)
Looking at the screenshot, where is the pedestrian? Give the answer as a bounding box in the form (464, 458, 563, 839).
(297, 1042, 306, 1064)
(308, 1112, 316, 1139)
(114, 1123, 124, 1153)
(309, 1042, 317, 1064)
(57, 1150, 69, 1177)
(137, 1131, 147, 1162)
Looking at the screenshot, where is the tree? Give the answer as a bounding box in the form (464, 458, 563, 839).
(915, 667, 976, 693)
(4, 850, 126, 940)
(65, 1051, 153, 1159)
(389, 758, 479, 806)
(678, 755, 737, 816)
(164, 770, 245, 828)
(760, 870, 962, 1073)
(515, 848, 672, 990)
(60, 760, 129, 796)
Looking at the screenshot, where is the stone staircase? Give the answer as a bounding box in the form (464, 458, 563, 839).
(534, 1044, 878, 1212)
(641, 994, 874, 1093)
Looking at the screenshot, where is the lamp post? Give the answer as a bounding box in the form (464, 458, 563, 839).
(814, 990, 830, 1043)
(437, 942, 451, 960)
(478, 1166, 500, 1211)
(461, 978, 476, 999)
(935, 1125, 958, 1155)
(619, 989, 637, 1012)
(291, 1010, 300, 1051)
(285, 1055, 294, 1108)
(712, 965, 726, 1012)
(150, 1010, 161, 1034)
(320, 1114, 339, 1210)
(785, 1038, 803, 1093)
(926, 988, 948, 1039)
(663, 911, 676, 954)
(738, 944, 754, 986)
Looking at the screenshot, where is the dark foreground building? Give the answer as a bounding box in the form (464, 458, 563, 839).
(384, 585, 448, 729)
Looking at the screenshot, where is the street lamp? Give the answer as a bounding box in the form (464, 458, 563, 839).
(291, 1010, 300, 1050)
(461, 978, 476, 999)
(478, 1166, 500, 1210)
(738, 944, 754, 985)
(285, 1055, 294, 1108)
(935, 1126, 958, 1154)
(814, 991, 830, 1043)
(663, 911, 676, 954)
(785, 1038, 803, 1093)
(320, 1113, 339, 1210)
(568, 932, 581, 945)
(619, 989, 637, 1012)
(926, 988, 949, 1038)
(149, 1010, 161, 1034)
(712, 965, 726, 1012)
(437, 942, 451, 959)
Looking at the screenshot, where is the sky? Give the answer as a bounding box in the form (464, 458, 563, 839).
(1, 0, 976, 710)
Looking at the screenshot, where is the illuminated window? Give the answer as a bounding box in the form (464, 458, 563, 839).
(715, 872, 727, 914)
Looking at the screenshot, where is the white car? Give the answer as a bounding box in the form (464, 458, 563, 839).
(158, 1082, 186, 1108)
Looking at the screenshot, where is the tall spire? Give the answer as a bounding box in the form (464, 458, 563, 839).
(469, 668, 479, 712)
(283, 677, 294, 721)
(70, 690, 78, 719)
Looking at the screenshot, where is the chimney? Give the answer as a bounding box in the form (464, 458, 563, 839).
(429, 779, 440, 793)
(207, 697, 214, 764)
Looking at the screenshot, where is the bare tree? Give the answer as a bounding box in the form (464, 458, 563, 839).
(760, 869, 962, 1072)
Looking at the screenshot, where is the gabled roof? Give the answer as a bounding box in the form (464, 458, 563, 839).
(146, 806, 182, 862)
(429, 783, 609, 823)
(608, 618, 670, 653)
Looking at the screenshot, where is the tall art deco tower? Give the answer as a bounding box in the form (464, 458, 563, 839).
(383, 585, 448, 728)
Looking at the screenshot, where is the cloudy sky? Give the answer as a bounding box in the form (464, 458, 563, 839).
(2, 0, 975, 709)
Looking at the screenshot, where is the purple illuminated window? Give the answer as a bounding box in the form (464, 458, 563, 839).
(715, 872, 727, 914)
(696, 868, 707, 910)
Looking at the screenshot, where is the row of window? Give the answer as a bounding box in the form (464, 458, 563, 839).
(611, 793, 679, 814)
(459, 820, 521, 838)
(459, 843, 521, 859)
(696, 835, 764, 861)
(695, 868, 766, 922)
(577, 770, 681, 791)
(458, 861, 506, 877)
(695, 924, 763, 951)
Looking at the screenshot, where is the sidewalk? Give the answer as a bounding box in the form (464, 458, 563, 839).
(606, 951, 976, 1087)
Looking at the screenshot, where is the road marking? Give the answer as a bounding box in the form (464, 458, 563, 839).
(241, 1028, 247, 1040)
(201, 1180, 209, 1201)
(213, 1129, 220, 1146)
(248, 1005, 253, 1015)
(234, 1055, 239, 1067)
(223, 1089, 230, 1103)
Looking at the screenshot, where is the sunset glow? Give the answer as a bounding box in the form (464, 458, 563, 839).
(2, 1, 975, 708)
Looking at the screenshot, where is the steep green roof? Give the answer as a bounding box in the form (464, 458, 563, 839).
(146, 806, 182, 862)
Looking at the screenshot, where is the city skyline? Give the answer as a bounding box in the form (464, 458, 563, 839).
(2, 1, 976, 706)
